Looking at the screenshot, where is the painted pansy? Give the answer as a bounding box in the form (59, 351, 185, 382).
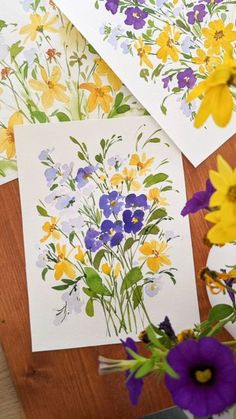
(123, 209, 144, 233)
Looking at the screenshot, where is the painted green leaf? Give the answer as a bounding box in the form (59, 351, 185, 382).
(84, 267, 111, 296)
(116, 104, 130, 114)
(36, 205, 48, 217)
(61, 279, 76, 285)
(0, 160, 17, 177)
(32, 111, 47, 123)
(139, 224, 160, 236)
(114, 92, 124, 109)
(82, 287, 97, 298)
(144, 173, 168, 187)
(41, 267, 48, 281)
(49, 243, 55, 253)
(124, 237, 136, 252)
(208, 304, 234, 323)
(77, 151, 85, 160)
(132, 286, 143, 310)
(69, 136, 80, 146)
(93, 249, 106, 270)
(56, 112, 70, 122)
(0, 20, 7, 31)
(86, 299, 95, 317)
(121, 268, 142, 293)
(52, 285, 69, 291)
(148, 208, 167, 222)
(10, 41, 24, 62)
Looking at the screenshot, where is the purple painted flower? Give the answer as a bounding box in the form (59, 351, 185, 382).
(39, 149, 51, 161)
(121, 338, 144, 405)
(125, 193, 148, 209)
(76, 165, 95, 188)
(165, 337, 236, 417)
(84, 229, 104, 252)
(101, 220, 123, 247)
(44, 164, 59, 186)
(162, 76, 171, 89)
(123, 209, 144, 233)
(124, 7, 148, 30)
(225, 278, 236, 304)
(203, 0, 223, 3)
(187, 4, 207, 25)
(105, 0, 119, 14)
(181, 36, 194, 54)
(145, 276, 163, 297)
(159, 316, 177, 341)
(181, 179, 215, 216)
(99, 191, 124, 218)
(177, 68, 196, 89)
(55, 195, 75, 210)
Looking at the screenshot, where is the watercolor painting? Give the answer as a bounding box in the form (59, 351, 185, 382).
(54, 0, 236, 166)
(15, 116, 199, 351)
(0, 0, 144, 184)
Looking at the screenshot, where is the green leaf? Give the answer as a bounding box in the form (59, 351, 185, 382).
(32, 111, 47, 123)
(82, 287, 97, 298)
(84, 267, 111, 296)
(70, 136, 80, 146)
(36, 205, 48, 217)
(116, 105, 130, 114)
(61, 279, 75, 285)
(93, 249, 106, 270)
(10, 41, 24, 62)
(132, 286, 143, 310)
(148, 138, 161, 144)
(56, 112, 70, 122)
(139, 224, 160, 236)
(49, 243, 55, 253)
(135, 358, 155, 379)
(0, 20, 7, 31)
(95, 154, 103, 163)
(77, 151, 85, 160)
(208, 304, 234, 323)
(121, 268, 142, 293)
(0, 160, 17, 177)
(124, 237, 136, 252)
(148, 208, 167, 222)
(42, 267, 48, 281)
(52, 285, 69, 291)
(69, 231, 75, 245)
(144, 173, 168, 187)
(88, 44, 97, 54)
(86, 299, 95, 317)
(114, 92, 124, 108)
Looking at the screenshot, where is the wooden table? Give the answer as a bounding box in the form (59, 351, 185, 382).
(0, 134, 235, 419)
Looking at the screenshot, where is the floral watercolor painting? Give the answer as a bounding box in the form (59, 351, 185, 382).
(15, 116, 199, 351)
(0, 0, 145, 184)
(54, 0, 236, 166)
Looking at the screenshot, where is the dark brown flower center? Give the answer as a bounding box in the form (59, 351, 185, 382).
(227, 185, 236, 203)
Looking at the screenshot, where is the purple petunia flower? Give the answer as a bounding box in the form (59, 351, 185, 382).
(99, 191, 124, 218)
(187, 4, 207, 25)
(159, 316, 177, 341)
(105, 0, 119, 14)
(181, 179, 215, 216)
(177, 68, 196, 89)
(123, 209, 144, 233)
(125, 193, 148, 209)
(121, 338, 144, 405)
(225, 278, 236, 304)
(100, 219, 123, 247)
(165, 337, 236, 417)
(76, 165, 95, 188)
(84, 229, 104, 252)
(124, 7, 148, 30)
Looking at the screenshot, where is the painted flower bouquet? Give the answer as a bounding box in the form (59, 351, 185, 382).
(36, 127, 179, 336)
(98, 155, 236, 418)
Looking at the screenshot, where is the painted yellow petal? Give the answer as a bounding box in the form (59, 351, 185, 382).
(42, 90, 54, 109)
(211, 85, 233, 127)
(8, 111, 23, 129)
(51, 66, 61, 84)
(99, 95, 112, 113)
(80, 83, 96, 93)
(53, 85, 70, 104)
(160, 255, 171, 266)
(0, 128, 7, 151)
(93, 73, 102, 87)
(147, 257, 160, 272)
(63, 261, 76, 279)
(54, 262, 63, 280)
(110, 173, 123, 186)
(139, 243, 153, 256)
(40, 66, 48, 84)
(131, 180, 141, 191)
(6, 141, 15, 159)
(87, 92, 97, 112)
(108, 73, 122, 91)
(129, 154, 140, 165)
(20, 24, 31, 35)
(29, 79, 47, 92)
(52, 230, 61, 240)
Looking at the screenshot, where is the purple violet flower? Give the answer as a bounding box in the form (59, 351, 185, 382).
(165, 337, 236, 417)
(181, 179, 215, 216)
(162, 76, 171, 89)
(121, 338, 144, 405)
(123, 209, 144, 233)
(203, 0, 223, 4)
(100, 220, 123, 247)
(124, 7, 148, 30)
(99, 191, 124, 218)
(177, 68, 196, 89)
(187, 4, 207, 25)
(105, 0, 119, 14)
(76, 165, 95, 188)
(84, 229, 104, 252)
(125, 193, 148, 209)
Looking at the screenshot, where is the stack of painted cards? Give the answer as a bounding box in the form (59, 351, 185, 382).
(1, 0, 235, 352)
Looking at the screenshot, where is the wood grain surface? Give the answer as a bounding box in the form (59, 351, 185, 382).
(0, 133, 235, 419)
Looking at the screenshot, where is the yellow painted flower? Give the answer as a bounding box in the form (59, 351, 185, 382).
(95, 58, 122, 91)
(20, 13, 58, 43)
(40, 216, 61, 243)
(80, 74, 113, 113)
(114, 262, 121, 279)
(156, 24, 180, 63)
(101, 263, 112, 275)
(111, 168, 141, 191)
(192, 49, 221, 74)
(188, 54, 236, 127)
(139, 240, 171, 272)
(206, 207, 236, 244)
(29, 66, 70, 109)
(54, 244, 76, 281)
(202, 20, 236, 55)
(0, 112, 23, 159)
(75, 246, 86, 263)
(134, 38, 153, 69)
(129, 153, 154, 176)
(148, 188, 168, 206)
